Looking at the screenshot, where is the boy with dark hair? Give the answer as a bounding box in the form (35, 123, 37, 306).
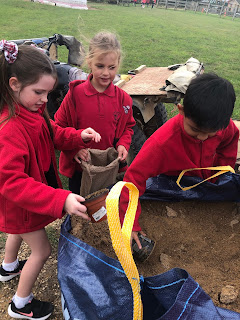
(119, 73, 239, 249)
(183, 73, 235, 131)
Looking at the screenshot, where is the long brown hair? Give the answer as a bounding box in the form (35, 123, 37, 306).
(0, 44, 57, 135)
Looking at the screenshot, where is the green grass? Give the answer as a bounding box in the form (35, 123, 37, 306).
(55, 150, 69, 190)
(0, 0, 239, 118)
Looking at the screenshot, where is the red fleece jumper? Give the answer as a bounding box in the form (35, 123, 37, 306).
(0, 104, 91, 234)
(54, 76, 135, 178)
(120, 114, 239, 231)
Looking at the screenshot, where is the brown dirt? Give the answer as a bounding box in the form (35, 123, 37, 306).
(84, 188, 109, 201)
(1, 200, 240, 319)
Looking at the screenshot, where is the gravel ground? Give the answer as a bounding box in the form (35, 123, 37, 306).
(0, 219, 64, 320)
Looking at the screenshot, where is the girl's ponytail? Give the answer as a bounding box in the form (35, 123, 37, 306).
(43, 108, 54, 140)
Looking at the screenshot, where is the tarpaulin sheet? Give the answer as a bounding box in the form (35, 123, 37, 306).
(58, 215, 240, 320)
(140, 172, 240, 202)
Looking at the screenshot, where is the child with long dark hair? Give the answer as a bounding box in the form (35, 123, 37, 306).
(0, 40, 101, 320)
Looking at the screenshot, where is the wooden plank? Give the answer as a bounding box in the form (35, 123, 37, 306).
(118, 67, 173, 96)
(114, 79, 126, 88)
(134, 65, 147, 74)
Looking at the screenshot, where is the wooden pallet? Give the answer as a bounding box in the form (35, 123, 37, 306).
(116, 66, 173, 97)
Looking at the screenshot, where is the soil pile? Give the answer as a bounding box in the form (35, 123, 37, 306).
(1, 199, 240, 319)
(71, 199, 240, 314)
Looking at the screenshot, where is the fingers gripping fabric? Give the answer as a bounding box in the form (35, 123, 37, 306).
(106, 181, 143, 320)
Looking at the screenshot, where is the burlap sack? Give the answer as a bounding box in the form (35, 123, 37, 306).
(80, 147, 120, 197)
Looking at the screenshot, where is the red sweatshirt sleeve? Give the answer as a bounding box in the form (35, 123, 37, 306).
(213, 120, 239, 168)
(0, 127, 70, 218)
(54, 80, 84, 129)
(54, 91, 72, 128)
(52, 120, 91, 148)
(51, 120, 93, 161)
(120, 133, 167, 231)
(53, 82, 94, 162)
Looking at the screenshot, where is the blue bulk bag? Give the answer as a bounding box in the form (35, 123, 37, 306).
(58, 181, 240, 320)
(58, 216, 240, 320)
(58, 215, 134, 320)
(141, 172, 240, 202)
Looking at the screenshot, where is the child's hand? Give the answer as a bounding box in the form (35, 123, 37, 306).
(81, 127, 101, 143)
(64, 193, 90, 221)
(131, 230, 147, 250)
(74, 149, 90, 163)
(117, 145, 128, 161)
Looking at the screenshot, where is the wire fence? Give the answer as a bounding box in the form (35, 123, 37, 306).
(113, 0, 240, 20)
(156, 0, 239, 19)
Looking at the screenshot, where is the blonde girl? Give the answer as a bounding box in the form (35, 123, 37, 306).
(55, 31, 135, 194)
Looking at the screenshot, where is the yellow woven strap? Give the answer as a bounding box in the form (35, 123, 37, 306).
(106, 181, 143, 320)
(176, 166, 235, 191)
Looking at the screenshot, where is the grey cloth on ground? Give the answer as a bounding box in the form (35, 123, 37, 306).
(165, 57, 203, 95)
(80, 147, 120, 197)
(68, 67, 88, 81)
(68, 69, 120, 83)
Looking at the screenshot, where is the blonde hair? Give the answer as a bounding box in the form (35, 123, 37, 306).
(86, 31, 122, 68)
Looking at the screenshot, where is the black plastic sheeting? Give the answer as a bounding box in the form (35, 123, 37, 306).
(140, 172, 240, 202)
(58, 216, 240, 320)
